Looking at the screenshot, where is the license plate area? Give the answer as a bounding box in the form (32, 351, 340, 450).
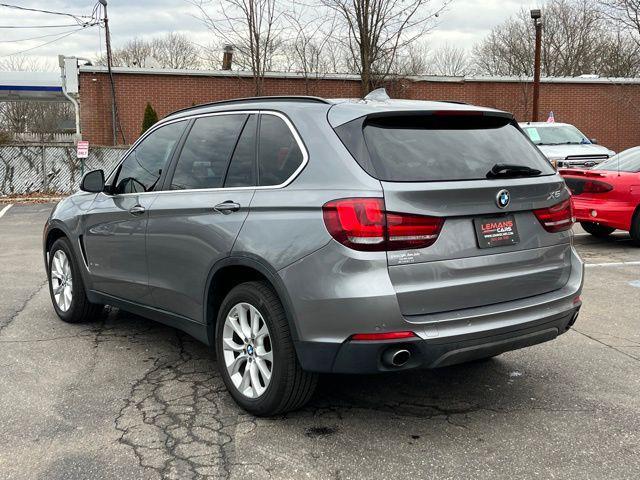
(473, 214, 520, 249)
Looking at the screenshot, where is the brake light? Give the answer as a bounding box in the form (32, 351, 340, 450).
(533, 198, 574, 233)
(322, 198, 444, 251)
(351, 331, 417, 341)
(581, 180, 613, 194)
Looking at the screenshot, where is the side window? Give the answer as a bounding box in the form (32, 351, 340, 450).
(114, 121, 185, 194)
(225, 114, 257, 188)
(258, 115, 304, 186)
(170, 115, 247, 190)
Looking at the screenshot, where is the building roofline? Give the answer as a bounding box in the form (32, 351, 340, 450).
(78, 65, 640, 85)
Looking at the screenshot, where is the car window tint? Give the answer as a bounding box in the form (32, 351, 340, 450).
(258, 115, 304, 186)
(114, 121, 186, 194)
(225, 114, 257, 188)
(594, 147, 640, 172)
(359, 115, 554, 182)
(170, 115, 247, 190)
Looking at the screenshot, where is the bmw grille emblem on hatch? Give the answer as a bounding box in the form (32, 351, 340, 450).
(496, 189, 510, 209)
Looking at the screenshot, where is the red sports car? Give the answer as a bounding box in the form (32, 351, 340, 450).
(559, 147, 640, 244)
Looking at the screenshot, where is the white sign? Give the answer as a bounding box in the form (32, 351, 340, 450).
(77, 140, 89, 159)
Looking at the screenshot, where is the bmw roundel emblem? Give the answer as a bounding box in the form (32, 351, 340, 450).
(496, 189, 510, 209)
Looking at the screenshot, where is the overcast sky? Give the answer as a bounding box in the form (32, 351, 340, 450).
(0, 0, 549, 70)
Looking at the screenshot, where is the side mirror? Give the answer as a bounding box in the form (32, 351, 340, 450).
(590, 138, 598, 145)
(80, 169, 105, 193)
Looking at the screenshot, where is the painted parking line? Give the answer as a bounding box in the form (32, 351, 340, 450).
(0, 204, 13, 219)
(586, 261, 640, 268)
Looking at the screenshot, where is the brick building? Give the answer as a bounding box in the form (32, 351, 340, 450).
(78, 66, 640, 152)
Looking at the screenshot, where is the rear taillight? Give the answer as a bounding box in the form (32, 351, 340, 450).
(322, 198, 444, 251)
(581, 180, 613, 194)
(564, 177, 613, 195)
(533, 198, 574, 233)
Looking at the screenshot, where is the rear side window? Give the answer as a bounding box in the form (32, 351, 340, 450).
(170, 114, 247, 190)
(258, 115, 304, 186)
(339, 114, 555, 182)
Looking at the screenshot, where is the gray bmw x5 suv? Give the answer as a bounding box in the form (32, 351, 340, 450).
(44, 95, 584, 415)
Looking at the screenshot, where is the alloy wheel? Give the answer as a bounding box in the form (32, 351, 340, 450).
(50, 250, 73, 312)
(222, 302, 273, 399)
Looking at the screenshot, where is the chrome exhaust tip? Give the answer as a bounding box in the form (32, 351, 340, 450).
(383, 348, 411, 367)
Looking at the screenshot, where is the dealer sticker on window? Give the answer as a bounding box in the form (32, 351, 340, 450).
(473, 215, 520, 249)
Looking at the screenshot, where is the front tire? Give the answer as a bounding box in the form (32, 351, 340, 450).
(47, 237, 102, 323)
(215, 281, 318, 416)
(580, 221, 615, 238)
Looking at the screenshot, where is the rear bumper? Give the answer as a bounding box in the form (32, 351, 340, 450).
(294, 247, 584, 373)
(297, 306, 579, 373)
(572, 196, 635, 231)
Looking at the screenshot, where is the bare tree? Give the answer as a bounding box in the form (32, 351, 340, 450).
(192, 0, 283, 95)
(392, 43, 430, 76)
(96, 34, 201, 69)
(430, 43, 469, 76)
(600, 1, 640, 42)
(151, 33, 201, 69)
(96, 38, 152, 67)
(322, 0, 449, 94)
(279, 5, 346, 91)
(473, 0, 640, 77)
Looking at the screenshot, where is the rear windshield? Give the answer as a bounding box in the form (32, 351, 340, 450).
(342, 114, 555, 182)
(593, 148, 640, 172)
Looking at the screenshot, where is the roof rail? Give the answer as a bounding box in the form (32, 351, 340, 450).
(168, 95, 332, 116)
(437, 100, 469, 105)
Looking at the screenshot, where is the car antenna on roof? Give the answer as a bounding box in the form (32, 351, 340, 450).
(364, 88, 390, 102)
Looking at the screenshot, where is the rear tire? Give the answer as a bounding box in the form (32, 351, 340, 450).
(47, 237, 103, 323)
(580, 221, 615, 238)
(215, 281, 318, 416)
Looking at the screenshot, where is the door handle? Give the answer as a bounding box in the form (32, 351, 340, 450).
(214, 201, 241, 214)
(129, 205, 146, 216)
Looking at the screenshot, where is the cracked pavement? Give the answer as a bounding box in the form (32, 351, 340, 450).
(1, 204, 639, 479)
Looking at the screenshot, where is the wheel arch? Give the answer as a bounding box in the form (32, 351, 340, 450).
(203, 256, 301, 347)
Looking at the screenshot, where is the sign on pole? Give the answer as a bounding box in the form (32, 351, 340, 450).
(77, 140, 89, 159)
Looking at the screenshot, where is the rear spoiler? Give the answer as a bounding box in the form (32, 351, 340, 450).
(558, 168, 606, 178)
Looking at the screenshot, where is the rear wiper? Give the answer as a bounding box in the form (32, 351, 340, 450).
(487, 163, 542, 179)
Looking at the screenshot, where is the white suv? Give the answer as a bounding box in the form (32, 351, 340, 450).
(520, 122, 615, 169)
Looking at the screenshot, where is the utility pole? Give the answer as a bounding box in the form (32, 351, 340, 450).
(531, 9, 542, 122)
(99, 0, 119, 145)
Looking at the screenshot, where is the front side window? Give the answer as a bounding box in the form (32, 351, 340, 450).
(170, 114, 247, 190)
(113, 121, 186, 194)
(258, 115, 304, 186)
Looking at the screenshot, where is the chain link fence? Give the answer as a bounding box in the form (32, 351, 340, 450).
(0, 144, 128, 195)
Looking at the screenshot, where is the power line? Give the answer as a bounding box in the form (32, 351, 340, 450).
(0, 24, 98, 58)
(0, 23, 88, 29)
(0, 27, 89, 43)
(0, 3, 93, 19)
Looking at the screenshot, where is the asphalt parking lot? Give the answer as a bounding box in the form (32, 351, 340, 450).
(0, 202, 639, 480)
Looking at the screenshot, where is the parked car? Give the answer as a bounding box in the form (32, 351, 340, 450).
(560, 147, 640, 243)
(520, 122, 615, 169)
(43, 95, 584, 415)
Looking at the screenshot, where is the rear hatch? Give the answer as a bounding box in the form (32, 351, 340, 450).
(334, 109, 574, 317)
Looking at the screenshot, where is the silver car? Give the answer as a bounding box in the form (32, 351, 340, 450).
(43, 95, 584, 415)
(520, 121, 615, 168)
